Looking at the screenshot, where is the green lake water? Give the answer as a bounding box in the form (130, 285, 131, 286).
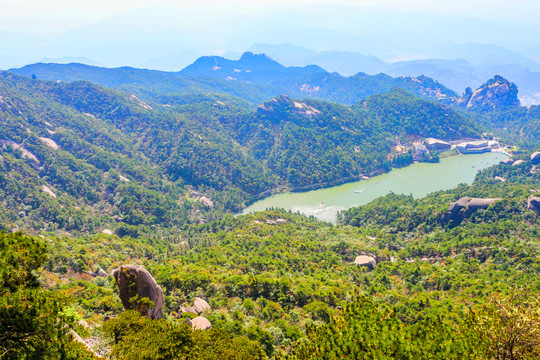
(241, 152, 507, 223)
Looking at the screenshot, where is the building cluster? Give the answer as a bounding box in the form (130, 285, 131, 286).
(390, 136, 502, 163)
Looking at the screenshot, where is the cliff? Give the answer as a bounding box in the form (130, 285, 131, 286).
(458, 75, 520, 110)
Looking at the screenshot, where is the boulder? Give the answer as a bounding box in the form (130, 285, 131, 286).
(96, 268, 108, 278)
(354, 255, 376, 270)
(528, 196, 540, 213)
(276, 218, 287, 224)
(181, 297, 211, 315)
(500, 158, 514, 165)
(112, 265, 164, 319)
(512, 159, 525, 166)
(531, 152, 540, 165)
(448, 197, 500, 213)
(188, 316, 212, 330)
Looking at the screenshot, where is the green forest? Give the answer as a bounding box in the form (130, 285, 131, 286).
(1, 69, 540, 359)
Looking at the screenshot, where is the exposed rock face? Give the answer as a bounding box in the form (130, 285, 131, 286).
(181, 297, 211, 315)
(531, 152, 540, 165)
(512, 160, 525, 166)
(257, 94, 322, 119)
(188, 316, 212, 330)
(500, 158, 515, 165)
(528, 196, 540, 213)
(448, 197, 500, 213)
(96, 268, 108, 278)
(69, 330, 100, 357)
(458, 75, 520, 110)
(112, 265, 164, 319)
(198, 196, 214, 207)
(354, 255, 376, 270)
(442, 197, 502, 226)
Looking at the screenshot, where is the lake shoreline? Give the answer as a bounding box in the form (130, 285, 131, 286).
(241, 152, 508, 223)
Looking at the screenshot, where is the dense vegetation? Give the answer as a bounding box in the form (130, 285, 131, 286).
(6, 156, 540, 357)
(0, 72, 479, 237)
(2, 63, 540, 358)
(472, 105, 540, 149)
(0, 232, 95, 359)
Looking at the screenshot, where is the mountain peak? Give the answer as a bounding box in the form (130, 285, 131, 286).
(238, 52, 283, 68)
(179, 52, 321, 83)
(239, 51, 270, 60)
(459, 75, 520, 110)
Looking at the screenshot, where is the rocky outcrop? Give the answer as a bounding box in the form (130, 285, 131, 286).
(112, 265, 165, 319)
(257, 94, 322, 119)
(70, 330, 103, 358)
(198, 196, 214, 207)
(512, 160, 525, 166)
(442, 197, 502, 226)
(531, 152, 540, 165)
(181, 297, 211, 315)
(458, 75, 520, 111)
(96, 268, 108, 278)
(528, 196, 540, 213)
(500, 158, 515, 165)
(448, 197, 500, 213)
(188, 316, 212, 330)
(354, 255, 376, 270)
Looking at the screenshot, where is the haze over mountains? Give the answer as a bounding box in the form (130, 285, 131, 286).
(2, 2, 539, 103)
(249, 43, 540, 106)
(11, 52, 459, 105)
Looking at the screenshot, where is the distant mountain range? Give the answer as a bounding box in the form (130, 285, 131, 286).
(10, 52, 458, 105)
(248, 43, 540, 105)
(179, 52, 326, 83)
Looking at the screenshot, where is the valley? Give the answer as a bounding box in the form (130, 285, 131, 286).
(243, 152, 506, 222)
(1, 48, 540, 359)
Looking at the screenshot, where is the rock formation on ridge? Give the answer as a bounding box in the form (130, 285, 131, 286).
(458, 75, 520, 110)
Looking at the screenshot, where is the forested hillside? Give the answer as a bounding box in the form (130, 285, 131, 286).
(2, 61, 540, 359)
(0, 71, 480, 237)
(0, 71, 270, 236)
(4, 152, 539, 358)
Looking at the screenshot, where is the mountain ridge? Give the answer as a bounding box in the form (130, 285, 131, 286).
(10, 53, 459, 106)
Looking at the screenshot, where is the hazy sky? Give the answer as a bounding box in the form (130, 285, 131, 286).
(0, 0, 538, 69)
(1, 0, 539, 33)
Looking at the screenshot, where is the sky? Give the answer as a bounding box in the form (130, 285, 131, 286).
(0, 0, 539, 69)
(2, 0, 539, 33)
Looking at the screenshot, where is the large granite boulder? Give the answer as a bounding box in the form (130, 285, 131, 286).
(531, 152, 540, 165)
(112, 265, 164, 319)
(354, 255, 376, 270)
(443, 197, 502, 226)
(448, 197, 500, 213)
(188, 316, 212, 330)
(181, 297, 211, 315)
(528, 196, 540, 213)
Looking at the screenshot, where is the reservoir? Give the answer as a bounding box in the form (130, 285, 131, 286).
(242, 152, 506, 223)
